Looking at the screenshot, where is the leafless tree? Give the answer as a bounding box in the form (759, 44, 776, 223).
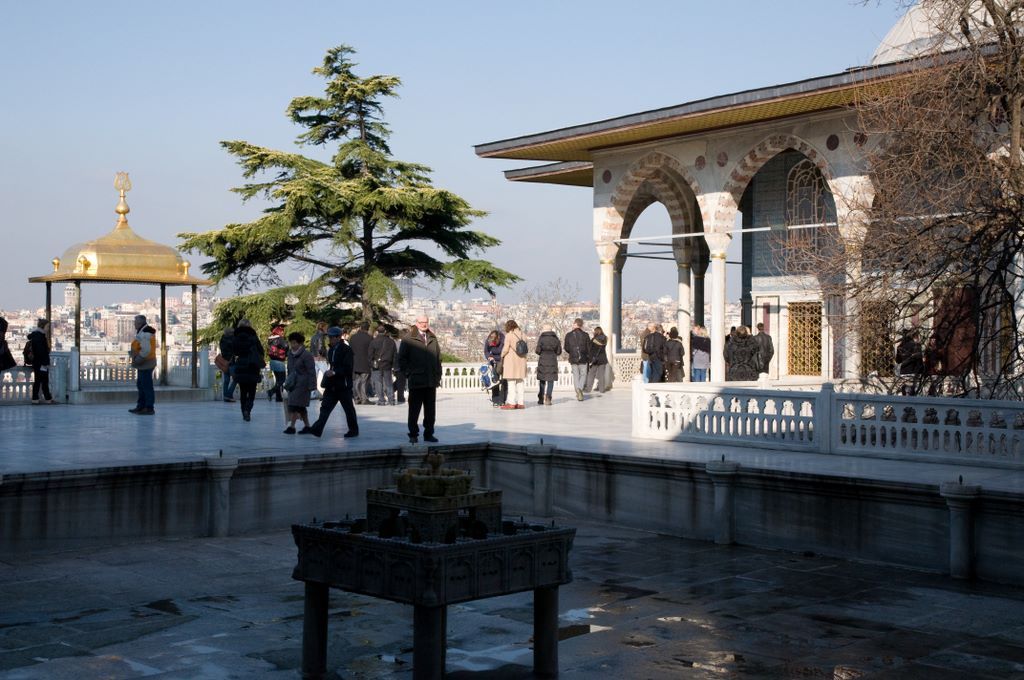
(788, 1, 1024, 397)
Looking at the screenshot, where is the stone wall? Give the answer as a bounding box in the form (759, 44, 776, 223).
(3, 443, 1022, 585)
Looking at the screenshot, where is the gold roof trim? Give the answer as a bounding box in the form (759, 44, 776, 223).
(29, 173, 212, 286)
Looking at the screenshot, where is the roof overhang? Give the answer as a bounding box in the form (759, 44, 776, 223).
(503, 161, 593, 187)
(28, 273, 213, 286)
(476, 57, 932, 167)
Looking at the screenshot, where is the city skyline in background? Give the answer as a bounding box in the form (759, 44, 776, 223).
(1, 1, 902, 310)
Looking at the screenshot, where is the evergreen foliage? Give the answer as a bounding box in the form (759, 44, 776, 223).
(180, 45, 518, 337)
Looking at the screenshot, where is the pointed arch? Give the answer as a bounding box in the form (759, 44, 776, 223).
(600, 151, 704, 244)
(717, 134, 836, 218)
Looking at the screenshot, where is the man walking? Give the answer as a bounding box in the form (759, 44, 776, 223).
(754, 322, 775, 375)
(348, 321, 373, 404)
(397, 315, 442, 444)
(129, 314, 157, 415)
(309, 327, 359, 438)
(369, 325, 397, 405)
(563, 317, 590, 401)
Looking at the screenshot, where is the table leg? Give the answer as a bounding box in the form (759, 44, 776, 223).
(534, 585, 559, 677)
(302, 581, 329, 680)
(413, 604, 446, 680)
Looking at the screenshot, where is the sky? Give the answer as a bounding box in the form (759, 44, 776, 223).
(0, 1, 905, 311)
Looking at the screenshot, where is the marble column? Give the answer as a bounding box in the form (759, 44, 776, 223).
(599, 258, 615, 353)
(207, 455, 238, 538)
(612, 266, 623, 353)
(705, 233, 731, 383)
(678, 263, 692, 380)
(692, 242, 710, 327)
(413, 605, 447, 679)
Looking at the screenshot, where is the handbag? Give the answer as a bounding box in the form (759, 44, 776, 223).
(214, 353, 230, 372)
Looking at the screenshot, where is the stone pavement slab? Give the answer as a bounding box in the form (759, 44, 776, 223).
(2, 521, 1024, 679)
(4, 391, 1024, 497)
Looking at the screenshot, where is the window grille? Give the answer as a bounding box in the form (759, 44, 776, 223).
(788, 302, 822, 376)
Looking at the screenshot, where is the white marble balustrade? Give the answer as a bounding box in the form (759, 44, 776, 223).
(632, 378, 821, 451)
(0, 353, 71, 403)
(833, 392, 1024, 464)
(440, 362, 578, 392)
(634, 378, 1024, 467)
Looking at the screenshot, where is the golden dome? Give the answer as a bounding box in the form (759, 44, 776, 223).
(30, 173, 211, 286)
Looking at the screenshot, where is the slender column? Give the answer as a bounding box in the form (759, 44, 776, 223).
(534, 586, 559, 677)
(677, 263, 692, 381)
(692, 274, 705, 327)
(301, 581, 329, 680)
(706, 233, 731, 383)
(413, 604, 446, 679)
(599, 259, 615, 353)
(527, 444, 555, 517)
(191, 285, 198, 388)
(159, 284, 168, 386)
(612, 267, 623, 353)
(74, 281, 81, 349)
(45, 282, 52, 338)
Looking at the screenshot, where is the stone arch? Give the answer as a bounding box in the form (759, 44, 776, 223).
(601, 151, 704, 244)
(718, 134, 836, 219)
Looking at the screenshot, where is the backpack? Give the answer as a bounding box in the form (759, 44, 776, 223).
(23, 340, 33, 366)
(268, 337, 287, 361)
(514, 338, 529, 358)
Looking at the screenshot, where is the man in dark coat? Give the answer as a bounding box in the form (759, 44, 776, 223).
(369, 325, 397, 406)
(724, 325, 761, 381)
(26, 318, 54, 404)
(397, 315, 441, 444)
(642, 323, 667, 383)
(309, 326, 359, 438)
(348, 321, 373, 405)
(753, 323, 775, 375)
(230, 320, 264, 421)
(563, 318, 590, 401)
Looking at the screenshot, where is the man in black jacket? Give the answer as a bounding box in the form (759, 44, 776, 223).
(397, 315, 441, 444)
(369, 326, 397, 405)
(563, 318, 590, 401)
(348, 321, 373, 404)
(642, 323, 667, 383)
(309, 327, 359, 438)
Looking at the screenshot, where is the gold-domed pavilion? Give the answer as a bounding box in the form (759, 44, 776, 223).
(29, 172, 212, 386)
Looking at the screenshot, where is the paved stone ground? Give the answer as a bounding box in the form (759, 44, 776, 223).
(4, 392, 1024, 497)
(3, 521, 1024, 679)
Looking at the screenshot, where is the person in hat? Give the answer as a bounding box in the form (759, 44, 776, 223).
(308, 326, 359, 438)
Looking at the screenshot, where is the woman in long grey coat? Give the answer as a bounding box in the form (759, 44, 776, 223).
(284, 332, 317, 434)
(534, 324, 562, 406)
(724, 325, 761, 381)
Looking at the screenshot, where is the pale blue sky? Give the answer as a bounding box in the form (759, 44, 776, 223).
(0, 1, 904, 310)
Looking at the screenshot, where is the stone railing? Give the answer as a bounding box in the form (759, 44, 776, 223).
(0, 352, 71, 404)
(633, 378, 821, 452)
(440, 362, 576, 392)
(633, 378, 1024, 467)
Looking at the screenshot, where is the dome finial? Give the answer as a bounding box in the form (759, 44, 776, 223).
(114, 171, 132, 227)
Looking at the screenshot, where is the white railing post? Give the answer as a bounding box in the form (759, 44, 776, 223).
(817, 382, 834, 454)
(69, 347, 80, 392)
(631, 376, 647, 437)
(198, 348, 210, 388)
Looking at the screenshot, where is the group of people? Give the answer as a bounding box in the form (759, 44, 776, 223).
(483, 318, 610, 409)
(0, 316, 56, 405)
(640, 321, 775, 383)
(215, 315, 442, 444)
